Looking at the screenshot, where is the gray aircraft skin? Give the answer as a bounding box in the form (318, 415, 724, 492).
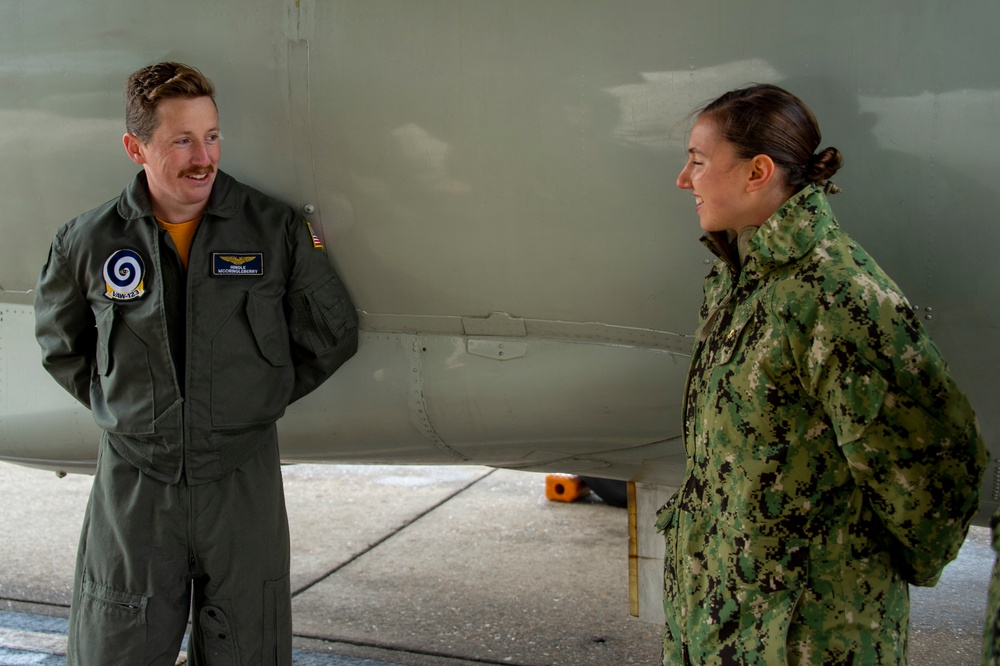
(0, 0, 997, 580)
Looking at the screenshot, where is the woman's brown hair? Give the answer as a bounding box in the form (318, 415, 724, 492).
(699, 83, 842, 191)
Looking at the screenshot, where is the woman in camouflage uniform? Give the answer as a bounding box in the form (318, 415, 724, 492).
(659, 84, 986, 665)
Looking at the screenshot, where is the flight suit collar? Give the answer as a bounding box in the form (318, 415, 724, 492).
(116, 169, 243, 221)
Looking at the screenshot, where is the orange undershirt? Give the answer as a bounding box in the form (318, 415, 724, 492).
(156, 216, 202, 269)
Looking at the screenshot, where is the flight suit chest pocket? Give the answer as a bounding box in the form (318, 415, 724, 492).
(211, 292, 293, 427)
(95, 305, 115, 376)
(246, 291, 291, 367)
(92, 304, 157, 434)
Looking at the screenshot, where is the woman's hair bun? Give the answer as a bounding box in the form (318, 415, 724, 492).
(808, 147, 843, 183)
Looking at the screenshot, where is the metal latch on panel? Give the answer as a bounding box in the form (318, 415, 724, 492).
(467, 339, 527, 360)
(461, 312, 527, 337)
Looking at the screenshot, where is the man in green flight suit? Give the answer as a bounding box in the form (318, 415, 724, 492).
(34, 62, 358, 665)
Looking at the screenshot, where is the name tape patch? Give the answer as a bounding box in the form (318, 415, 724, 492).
(212, 253, 264, 276)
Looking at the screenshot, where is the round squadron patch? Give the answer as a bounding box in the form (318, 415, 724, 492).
(103, 249, 146, 301)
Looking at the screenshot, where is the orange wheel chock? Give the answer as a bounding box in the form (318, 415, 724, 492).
(545, 474, 592, 502)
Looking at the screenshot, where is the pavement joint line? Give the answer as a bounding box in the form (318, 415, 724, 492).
(0, 611, 421, 665)
(0, 598, 69, 612)
(293, 631, 530, 666)
(291, 468, 498, 600)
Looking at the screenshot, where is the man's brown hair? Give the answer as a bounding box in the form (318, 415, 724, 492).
(125, 62, 215, 142)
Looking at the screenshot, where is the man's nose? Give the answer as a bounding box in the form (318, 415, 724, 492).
(191, 141, 211, 165)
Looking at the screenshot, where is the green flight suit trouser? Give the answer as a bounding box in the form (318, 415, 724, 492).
(67, 431, 292, 666)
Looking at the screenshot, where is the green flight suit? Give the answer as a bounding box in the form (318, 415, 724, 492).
(658, 185, 986, 665)
(72, 432, 290, 665)
(35, 170, 359, 665)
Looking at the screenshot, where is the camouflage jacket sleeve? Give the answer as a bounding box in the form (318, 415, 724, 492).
(781, 265, 986, 586)
(985, 508, 1000, 664)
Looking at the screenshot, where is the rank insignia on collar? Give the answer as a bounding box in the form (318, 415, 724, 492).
(103, 249, 146, 301)
(213, 253, 264, 276)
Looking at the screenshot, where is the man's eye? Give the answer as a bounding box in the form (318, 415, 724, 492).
(175, 138, 191, 146)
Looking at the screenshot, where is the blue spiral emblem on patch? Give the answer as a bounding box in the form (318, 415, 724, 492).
(103, 249, 146, 301)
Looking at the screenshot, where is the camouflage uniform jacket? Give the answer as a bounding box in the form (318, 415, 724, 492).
(985, 507, 1000, 665)
(657, 185, 986, 665)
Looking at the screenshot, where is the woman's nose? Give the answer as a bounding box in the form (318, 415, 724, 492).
(676, 164, 692, 190)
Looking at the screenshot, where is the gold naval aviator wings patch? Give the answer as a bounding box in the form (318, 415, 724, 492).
(212, 253, 264, 276)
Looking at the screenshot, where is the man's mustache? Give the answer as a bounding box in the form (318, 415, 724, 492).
(179, 166, 215, 178)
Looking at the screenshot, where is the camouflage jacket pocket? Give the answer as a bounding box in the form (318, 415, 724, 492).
(724, 529, 809, 592)
(708, 524, 809, 664)
(655, 490, 681, 533)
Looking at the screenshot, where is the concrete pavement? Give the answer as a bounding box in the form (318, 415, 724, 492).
(0, 461, 992, 665)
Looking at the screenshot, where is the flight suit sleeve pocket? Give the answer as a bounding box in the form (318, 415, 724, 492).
(291, 274, 358, 356)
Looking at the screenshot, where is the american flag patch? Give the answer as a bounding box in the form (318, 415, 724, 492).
(306, 221, 324, 250)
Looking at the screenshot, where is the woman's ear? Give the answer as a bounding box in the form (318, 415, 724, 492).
(746, 154, 777, 192)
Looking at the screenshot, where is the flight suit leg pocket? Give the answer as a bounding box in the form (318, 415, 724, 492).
(198, 605, 240, 665)
(262, 574, 292, 666)
(73, 572, 148, 665)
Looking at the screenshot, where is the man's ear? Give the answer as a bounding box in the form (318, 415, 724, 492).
(123, 133, 146, 166)
(745, 154, 777, 192)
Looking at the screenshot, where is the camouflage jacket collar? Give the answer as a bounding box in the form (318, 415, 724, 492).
(745, 184, 838, 280)
(701, 184, 839, 282)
